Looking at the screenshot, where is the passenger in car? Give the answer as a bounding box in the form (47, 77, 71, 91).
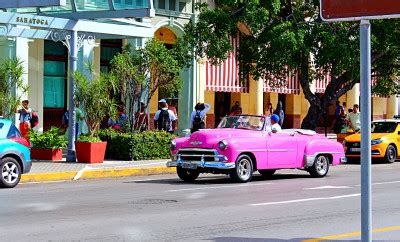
(270, 114, 282, 133)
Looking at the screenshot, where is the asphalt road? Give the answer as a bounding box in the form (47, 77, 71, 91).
(1, 162, 400, 241)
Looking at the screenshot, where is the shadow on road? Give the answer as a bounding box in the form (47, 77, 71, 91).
(209, 237, 362, 242)
(125, 173, 312, 185)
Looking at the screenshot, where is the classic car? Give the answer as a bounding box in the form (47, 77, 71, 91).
(344, 119, 400, 163)
(167, 115, 346, 183)
(0, 118, 31, 188)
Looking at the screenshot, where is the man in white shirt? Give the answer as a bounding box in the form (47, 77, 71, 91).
(347, 104, 361, 131)
(270, 114, 282, 133)
(154, 99, 177, 133)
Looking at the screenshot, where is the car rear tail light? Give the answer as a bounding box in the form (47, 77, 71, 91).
(9, 137, 30, 148)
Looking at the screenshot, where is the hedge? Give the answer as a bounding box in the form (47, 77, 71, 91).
(98, 129, 175, 160)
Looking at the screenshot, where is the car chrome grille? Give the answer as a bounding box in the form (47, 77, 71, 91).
(177, 148, 218, 162)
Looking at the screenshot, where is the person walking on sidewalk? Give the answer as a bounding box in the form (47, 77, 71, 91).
(154, 99, 177, 134)
(16, 100, 32, 138)
(347, 104, 361, 131)
(191, 102, 211, 133)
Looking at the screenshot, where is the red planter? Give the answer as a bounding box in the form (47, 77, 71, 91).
(75, 141, 107, 163)
(31, 148, 63, 161)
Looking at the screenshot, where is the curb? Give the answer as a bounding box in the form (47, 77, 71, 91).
(20, 167, 176, 183)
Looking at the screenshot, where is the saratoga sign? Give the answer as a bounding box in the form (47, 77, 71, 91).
(15, 16, 49, 26)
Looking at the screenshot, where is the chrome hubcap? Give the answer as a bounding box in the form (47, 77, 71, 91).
(238, 158, 251, 180)
(316, 156, 328, 175)
(2, 162, 18, 184)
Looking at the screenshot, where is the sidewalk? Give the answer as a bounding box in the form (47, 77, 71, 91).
(21, 159, 174, 183)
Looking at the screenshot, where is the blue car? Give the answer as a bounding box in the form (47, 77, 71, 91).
(0, 118, 31, 188)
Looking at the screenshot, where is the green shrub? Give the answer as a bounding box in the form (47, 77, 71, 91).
(78, 135, 102, 143)
(28, 127, 67, 150)
(97, 129, 175, 160)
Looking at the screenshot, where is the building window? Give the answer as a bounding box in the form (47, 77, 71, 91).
(100, 39, 122, 73)
(158, 0, 165, 9)
(43, 41, 67, 108)
(179, 1, 185, 12)
(169, 0, 176, 10)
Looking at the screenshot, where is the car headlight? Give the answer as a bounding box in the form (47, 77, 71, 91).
(218, 140, 228, 151)
(170, 140, 177, 150)
(371, 139, 383, 145)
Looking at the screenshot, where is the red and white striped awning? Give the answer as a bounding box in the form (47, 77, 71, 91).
(315, 70, 382, 97)
(205, 37, 248, 92)
(262, 68, 300, 94)
(315, 70, 331, 93)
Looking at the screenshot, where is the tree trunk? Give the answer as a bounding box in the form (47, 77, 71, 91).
(301, 102, 323, 130)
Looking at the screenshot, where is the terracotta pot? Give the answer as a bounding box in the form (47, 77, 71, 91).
(75, 141, 107, 163)
(31, 148, 63, 161)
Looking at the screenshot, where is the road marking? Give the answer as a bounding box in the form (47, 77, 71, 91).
(250, 193, 360, 206)
(166, 183, 271, 192)
(304, 185, 352, 190)
(354, 180, 400, 187)
(302, 225, 400, 241)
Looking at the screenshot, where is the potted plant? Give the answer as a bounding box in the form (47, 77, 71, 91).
(74, 71, 118, 163)
(28, 127, 67, 161)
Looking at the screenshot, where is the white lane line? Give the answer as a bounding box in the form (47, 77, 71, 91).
(304, 185, 352, 190)
(250, 193, 360, 206)
(166, 183, 272, 192)
(353, 180, 400, 187)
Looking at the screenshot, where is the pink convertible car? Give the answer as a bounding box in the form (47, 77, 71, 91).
(167, 115, 346, 183)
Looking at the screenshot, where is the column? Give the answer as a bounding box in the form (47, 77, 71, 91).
(28, 39, 44, 132)
(347, 83, 360, 110)
(248, 75, 263, 115)
(386, 95, 398, 118)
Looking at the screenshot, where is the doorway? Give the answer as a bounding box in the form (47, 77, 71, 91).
(214, 92, 231, 127)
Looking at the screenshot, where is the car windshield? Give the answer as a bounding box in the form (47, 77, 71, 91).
(371, 122, 398, 133)
(217, 115, 266, 131)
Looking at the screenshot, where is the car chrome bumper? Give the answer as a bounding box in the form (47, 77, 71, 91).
(167, 160, 235, 169)
(304, 154, 347, 167)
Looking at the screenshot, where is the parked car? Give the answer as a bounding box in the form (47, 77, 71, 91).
(167, 115, 346, 182)
(344, 119, 400, 163)
(0, 118, 31, 188)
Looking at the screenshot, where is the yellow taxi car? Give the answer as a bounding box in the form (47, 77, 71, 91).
(343, 119, 400, 163)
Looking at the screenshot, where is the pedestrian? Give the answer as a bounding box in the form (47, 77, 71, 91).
(63, 101, 85, 140)
(332, 106, 349, 134)
(347, 104, 361, 131)
(230, 101, 242, 115)
(134, 102, 149, 132)
(15, 100, 31, 138)
(270, 114, 282, 133)
(264, 102, 274, 116)
(191, 102, 211, 133)
(273, 101, 285, 127)
(108, 106, 127, 130)
(154, 99, 177, 134)
(335, 101, 342, 118)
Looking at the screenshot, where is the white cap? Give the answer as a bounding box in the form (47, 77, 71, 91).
(158, 99, 167, 103)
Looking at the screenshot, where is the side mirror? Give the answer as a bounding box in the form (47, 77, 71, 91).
(346, 129, 355, 134)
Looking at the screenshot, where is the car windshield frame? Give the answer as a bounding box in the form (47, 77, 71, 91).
(217, 115, 267, 131)
(371, 121, 398, 133)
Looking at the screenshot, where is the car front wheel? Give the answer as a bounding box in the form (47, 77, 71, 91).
(176, 166, 199, 182)
(0, 157, 21, 188)
(384, 145, 397, 163)
(308, 155, 329, 178)
(230, 155, 253, 183)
